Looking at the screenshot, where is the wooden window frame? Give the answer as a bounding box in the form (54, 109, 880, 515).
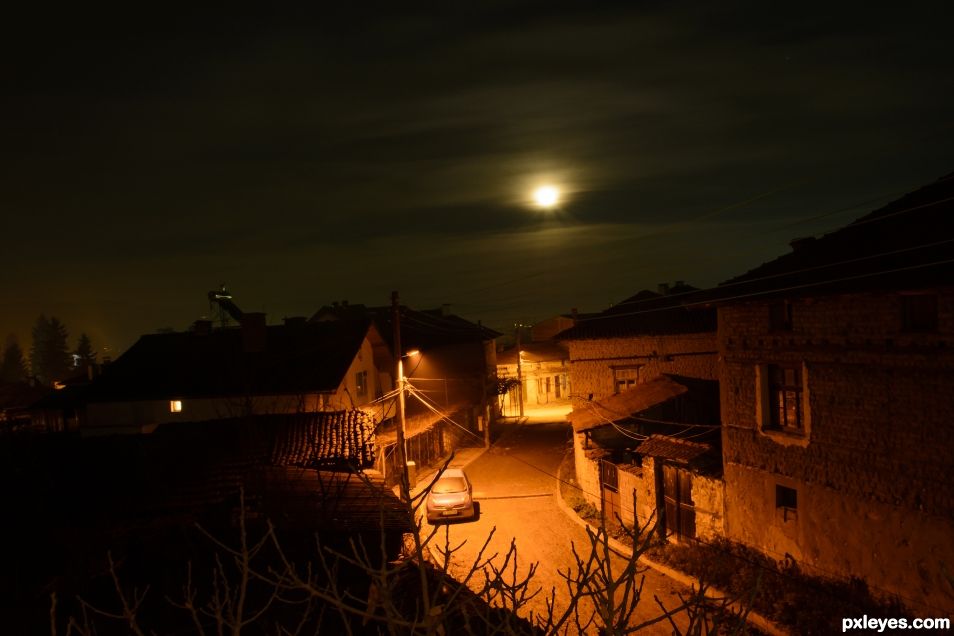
(756, 362, 811, 446)
(612, 365, 641, 394)
(355, 370, 368, 398)
(768, 299, 793, 332)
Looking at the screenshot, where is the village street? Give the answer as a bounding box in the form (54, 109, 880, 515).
(422, 418, 691, 635)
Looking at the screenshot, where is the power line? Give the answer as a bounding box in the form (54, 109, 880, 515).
(413, 187, 954, 325)
(483, 430, 951, 616)
(577, 255, 954, 324)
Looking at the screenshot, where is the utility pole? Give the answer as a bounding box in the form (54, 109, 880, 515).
(515, 323, 524, 418)
(391, 291, 410, 502)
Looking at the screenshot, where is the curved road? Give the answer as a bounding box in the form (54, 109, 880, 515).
(423, 420, 691, 634)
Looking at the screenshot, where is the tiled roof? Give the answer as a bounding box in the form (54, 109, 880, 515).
(269, 411, 376, 467)
(260, 466, 410, 532)
(713, 172, 954, 301)
(557, 284, 716, 340)
(83, 320, 373, 402)
(635, 434, 711, 464)
(569, 375, 689, 432)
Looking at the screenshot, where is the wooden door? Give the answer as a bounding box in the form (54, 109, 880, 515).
(662, 464, 695, 539)
(600, 459, 622, 524)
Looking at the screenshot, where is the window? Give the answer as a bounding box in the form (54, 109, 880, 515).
(769, 300, 793, 332)
(901, 294, 938, 332)
(613, 367, 640, 393)
(169, 400, 183, 413)
(768, 365, 802, 431)
(355, 370, 368, 398)
(776, 484, 798, 522)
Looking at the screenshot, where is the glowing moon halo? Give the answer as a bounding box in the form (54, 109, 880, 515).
(533, 185, 560, 209)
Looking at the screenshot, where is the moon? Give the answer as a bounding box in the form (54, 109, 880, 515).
(533, 185, 560, 209)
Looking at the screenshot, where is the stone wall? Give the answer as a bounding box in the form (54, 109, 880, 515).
(719, 289, 954, 612)
(573, 431, 602, 510)
(691, 471, 725, 540)
(566, 333, 717, 406)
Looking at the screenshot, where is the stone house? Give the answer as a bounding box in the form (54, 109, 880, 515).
(559, 284, 722, 542)
(714, 172, 954, 613)
(313, 301, 500, 437)
(32, 316, 392, 436)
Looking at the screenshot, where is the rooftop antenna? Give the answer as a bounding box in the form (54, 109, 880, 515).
(208, 283, 243, 329)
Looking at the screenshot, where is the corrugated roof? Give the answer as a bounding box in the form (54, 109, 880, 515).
(635, 434, 711, 464)
(568, 375, 689, 432)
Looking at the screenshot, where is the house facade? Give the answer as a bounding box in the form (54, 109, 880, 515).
(716, 173, 954, 612)
(313, 301, 500, 440)
(496, 341, 570, 416)
(560, 284, 722, 542)
(34, 317, 392, 436)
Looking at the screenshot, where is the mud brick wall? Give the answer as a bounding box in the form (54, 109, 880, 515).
(566, 333, 718, 406)
(719, 290, 954, 613)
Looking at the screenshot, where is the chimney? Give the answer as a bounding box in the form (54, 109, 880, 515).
(241, 312, 267, 353)
(571, 307, 579, 320)
(675, 280, 685, 288)
(789, 236, 816, 252)
(441, 303, 451, 317)
(657, 283, 670, 295)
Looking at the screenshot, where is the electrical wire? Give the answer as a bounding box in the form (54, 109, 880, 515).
(576, 255, 954, 324)
(482, 428, 952, 616)
(608, 236, 954, 311)
(409, 186, 954, 323)
(404, 383, 485, 445)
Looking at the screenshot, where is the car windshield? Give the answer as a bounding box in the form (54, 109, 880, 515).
(432, 476, 467, 494)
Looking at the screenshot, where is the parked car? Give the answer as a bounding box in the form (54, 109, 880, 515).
(426, 467, 476, 523)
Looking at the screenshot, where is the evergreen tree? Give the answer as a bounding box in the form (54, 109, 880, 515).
(0, 334, 28, 383)
(74, 332, 97, 371)
(30, 315, 71, 385)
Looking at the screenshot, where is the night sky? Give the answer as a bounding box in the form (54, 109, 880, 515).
(3, 2, 953, 356)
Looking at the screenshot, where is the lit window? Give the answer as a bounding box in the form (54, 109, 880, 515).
(170, 400, 183, 413)
(768, 365, 802, 432)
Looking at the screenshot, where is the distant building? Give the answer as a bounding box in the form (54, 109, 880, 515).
(558, 283, 718, 405)
(312, 301, 501, 436)
(559, 283, 722, 542)
(714, 173, 954, 613)
(32, 317, 391, 437)
(496, 341, 570, 416)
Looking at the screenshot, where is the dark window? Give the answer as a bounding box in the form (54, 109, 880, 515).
(776, 485, 797, 509)
(355, 370, 368, 398)
(768, 365, 802, 431)
(901, 295, 938, 332)
(769, 300, 793, 332)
